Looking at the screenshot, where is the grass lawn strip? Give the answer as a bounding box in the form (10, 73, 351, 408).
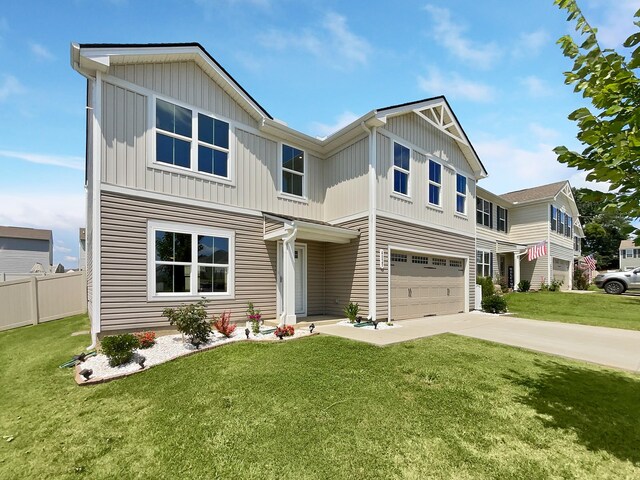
(1, 315, 639, 479)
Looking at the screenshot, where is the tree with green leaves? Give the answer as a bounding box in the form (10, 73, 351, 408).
(554, 0, 640, 221)
(573, 187, 634, 269)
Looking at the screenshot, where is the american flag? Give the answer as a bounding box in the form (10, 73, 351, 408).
(527, 241, 547, 261)
(584, 254, 597, 271)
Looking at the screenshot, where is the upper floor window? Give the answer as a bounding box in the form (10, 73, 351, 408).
(428, 160, 442, 206)
(156, 99, 192, 169)
(558, 211, 565, 235)
(198, 113, 229, 178)
(550, 205, 557, 231)
(281, 144, 305, 197)
(574, 236, 580, 251)
(455, 174, 466, 214)
(565, 215, 572, 238)
(393, 142, 410, 196)
(497, 206, 508, 232)
(476, 198, 492, 228)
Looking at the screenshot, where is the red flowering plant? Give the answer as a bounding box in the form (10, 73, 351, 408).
(213, 311, 236, 338)
(246, 302, 262, 334)
(274, 325, 294, 339)
(134, 331, 156, 349)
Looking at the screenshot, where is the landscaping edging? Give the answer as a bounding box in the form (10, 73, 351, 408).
(74, 331, 319, 386)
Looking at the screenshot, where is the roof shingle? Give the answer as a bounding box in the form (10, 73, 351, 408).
(499, 181, 567, 204)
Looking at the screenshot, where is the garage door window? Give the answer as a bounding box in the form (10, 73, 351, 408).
(432, 258, 447, 266)
(450, 259, 463, 268)
(477, 250, 492, 277)
(391, 253, 407, 263)
(412, 255, 429, 264)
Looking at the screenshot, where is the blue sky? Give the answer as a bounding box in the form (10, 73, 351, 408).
(0, 0, 638, 267)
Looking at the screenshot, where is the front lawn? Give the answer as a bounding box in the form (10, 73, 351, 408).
(505, 291, 640, 331)
(1, 316, 639, 479)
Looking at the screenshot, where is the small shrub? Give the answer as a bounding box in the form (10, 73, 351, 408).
(573, 267, 589, 290)
(213, 311, 236, 338)
(246, 302, 262, 334)
(517, 280, 531, 292)
(101, 334, 140, 367)
(134, 331, 156, 349)
(344, 302, 360, 323)
(163, 299, 212, 346)
(476, 276, 495, 298)
(496, 274, 509, 293)
(549, 278, 564, 292)
(540, 282, 550, 292)
(481, 294, 508, 314)
(274, 325, 295, 338)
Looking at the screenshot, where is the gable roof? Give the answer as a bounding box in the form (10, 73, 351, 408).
(620, 239, 637, 249)
(0, 226, 52, 242)
(500, 181, 567, 204)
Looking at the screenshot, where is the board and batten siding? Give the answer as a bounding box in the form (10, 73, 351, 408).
(375, 216, 476, 319)
(323, 136, 369, 222)
(99, 191, 277, 332)
(100, 72, 324, 222)
(376, 130, 476, 236)
(324, 217, 368, 316)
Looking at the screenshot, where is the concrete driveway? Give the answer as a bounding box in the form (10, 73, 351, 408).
(315, 313, 640, 373)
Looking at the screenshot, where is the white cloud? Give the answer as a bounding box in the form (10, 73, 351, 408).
(0, 150, 83, 170)
(418, 67, 495, 102)
(0, 193, 84, 231)
(258, 11, 372, 69)
(64, 255, 78, 262)
(0, 75, 26, 101)
(520, 75, 552, 97)
(30, 42, 55, 61)
(423, 5, 501, 69)
(195, 0, 270, 8)
(514, 29, 550, 57)
(56, 244, 72, 254)
(309, 111, 360, 138)
(529, 123, 560, 142)
(586, 0, 640, 48)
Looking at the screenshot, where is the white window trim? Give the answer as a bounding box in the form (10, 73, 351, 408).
(455, 173, 467, 215)
(147, 220, 235, 301)
(477, 249, 491, 277)
(496, 206, 507, 232)
(149, 93, 236, 186)
(428, 159, 442, 207)
(392, 141, 411, 198)
(278, 142, 307, 200)
(477, 197, 491, 228)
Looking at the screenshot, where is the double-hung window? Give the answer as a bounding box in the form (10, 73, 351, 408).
(198, 113, 229, 178)
(428, 160, 442, 206)
(455, 174, 466, 214)
(476, 250, 492, 277)
(550, 205, 557, 231)
(150, 221, 233, 298)
(558, 211, 565, 235)
(281, 144, 305, 197)
(476, 198, 492, 227)
(156, 99, 192, 169)
(393, 142, 410, 196)
(566, 215, 572, 237)
(497, 206, 508, 232)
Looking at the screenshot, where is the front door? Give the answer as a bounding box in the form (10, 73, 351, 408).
(294, 247, 306, 315)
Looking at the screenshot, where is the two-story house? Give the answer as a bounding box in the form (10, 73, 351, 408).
(619, 239, 640, 271)
(72, 42, 492, 343)
(476, 181, 584, 290)
(0, 226, 53, 280)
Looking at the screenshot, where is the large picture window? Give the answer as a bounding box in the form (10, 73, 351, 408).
(476, 198, 492, 227)
(455, 174, 466, 213)
(149, 221, 234, 298)
(428, 160, 442, 206)
(393, 142, 410, 196)
(281, 144, 305, 197)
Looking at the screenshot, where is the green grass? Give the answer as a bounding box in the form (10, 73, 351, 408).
(505, 291, 640, 331)
(1, 315, 640, 479)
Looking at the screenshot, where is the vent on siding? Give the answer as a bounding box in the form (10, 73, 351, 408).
(412, 255, 429, 264)
(391, 253, 407, 263)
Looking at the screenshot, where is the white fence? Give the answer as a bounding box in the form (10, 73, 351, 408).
(0, 272, 87, 332)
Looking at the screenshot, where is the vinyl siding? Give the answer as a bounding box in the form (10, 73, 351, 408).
(99, 191, 277, 331)
(376, 129, 475, 236)
(520, 255, 549, 291)
(375, 216, 476, 319)
(549, 195, 576, 252)
(303, 240, 325, 316)
(508, 203, 549, 245)
(323, 136, 369, 222)
(324, 217, 368, 316)
(0, 238, 51, 275)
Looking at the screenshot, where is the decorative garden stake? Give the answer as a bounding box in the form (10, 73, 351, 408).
(80, 369, 93, 381)
(137, 356, 146, 369)
(245, 327, 250, 339)
(309, 323, 315, 334)
(277, 333, 284, 340)
(373, 320, 378, 330)
(73, 352, 87, 363)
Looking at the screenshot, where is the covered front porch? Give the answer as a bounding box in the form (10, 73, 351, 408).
(496, 242, 528, 290)
(263, 214, 361, 325)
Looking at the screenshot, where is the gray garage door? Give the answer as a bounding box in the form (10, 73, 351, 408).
(390, 251, 465, 320)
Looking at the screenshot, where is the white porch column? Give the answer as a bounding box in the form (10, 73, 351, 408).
(281, 227, 297, 326)
(514, 252, 521, 291)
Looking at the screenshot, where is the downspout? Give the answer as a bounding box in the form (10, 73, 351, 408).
(361, 122, 377, 321)
(279, 225, 297, 325)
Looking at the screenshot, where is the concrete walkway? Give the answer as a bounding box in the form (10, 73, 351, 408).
(315, 313, 640, 373)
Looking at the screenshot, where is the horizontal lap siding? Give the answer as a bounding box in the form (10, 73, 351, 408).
(376, 216, 475, 319)
(100, 191, 276, 331)
(520, 256, 548, 291)
(324, 218, 368, 316)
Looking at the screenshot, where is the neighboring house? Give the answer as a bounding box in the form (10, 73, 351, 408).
(79, 228, 87, 270)
(476, 182, 584, 291)
(0, 226, 53, 280)
(71, 42, 578, 344)
(619, 239, 640, 271)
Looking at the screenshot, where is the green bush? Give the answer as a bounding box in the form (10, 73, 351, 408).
(343, 302, 360, 323)
(476, 276, 495, 298)
(549, 278, 564, 292)
(101, 334, 140, 367)
(573, 267, 589, 290)
(517, 280, 531, 292)
(163, 299, 212, 346)
(481, 294, 508, 314)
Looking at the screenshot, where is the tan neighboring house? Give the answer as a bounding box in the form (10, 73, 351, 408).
(0, 226, 53, 281)
(476, 181, 584, 291)
(619, 239, 640, 271)
(79, 228, 87, 270)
